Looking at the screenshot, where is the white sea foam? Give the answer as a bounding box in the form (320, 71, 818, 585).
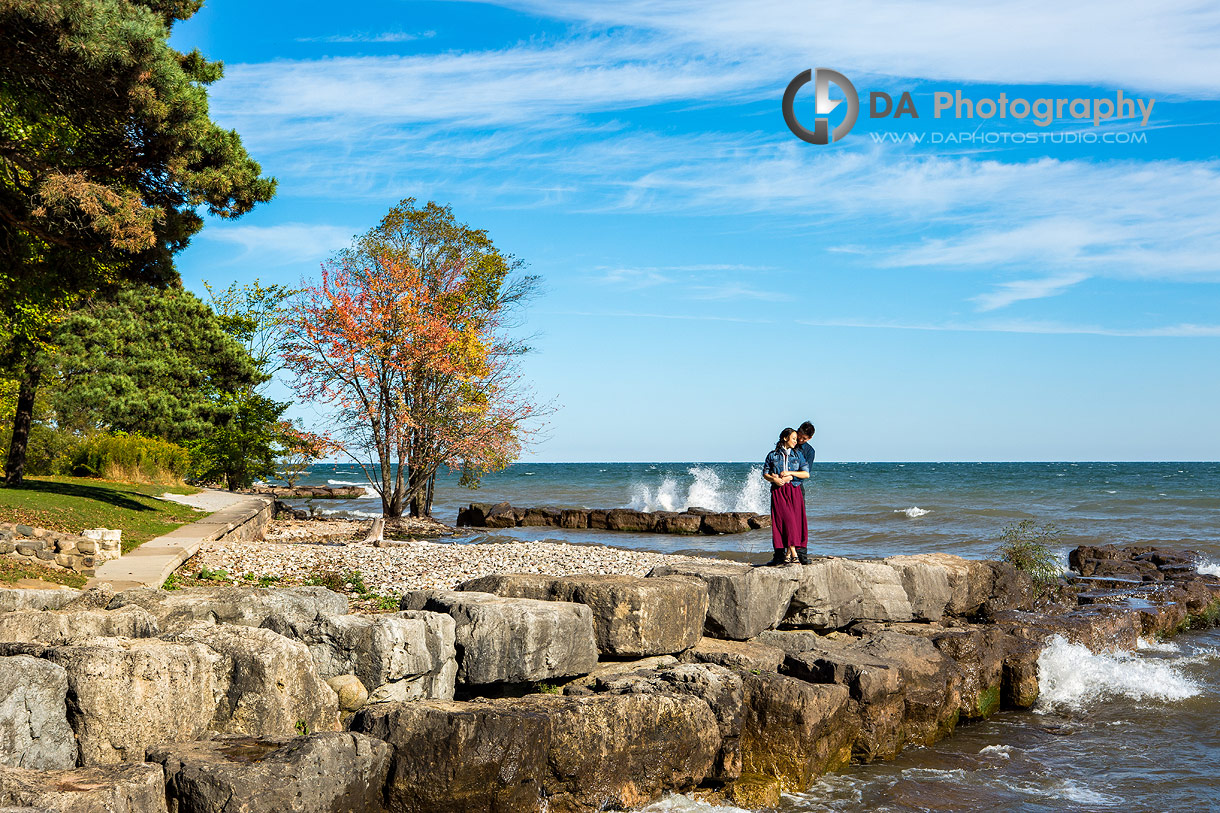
(895, 506, 930, 518)
(628, 466, 768, 515)
(326, 479, 379, 499)
(1035, 635, 1201, 712)
(1195, 559, 1220, 577)
(979, 744, 1012, 758)
(637, 794, 749, 812)
(1136, 637, 1181, 653)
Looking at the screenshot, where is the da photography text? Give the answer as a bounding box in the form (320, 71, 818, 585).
(784, 68, 1157, 145)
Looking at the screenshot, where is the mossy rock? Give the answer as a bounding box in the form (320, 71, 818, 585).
(725, 772, 783, 809)
(972, 684, 1002, 720)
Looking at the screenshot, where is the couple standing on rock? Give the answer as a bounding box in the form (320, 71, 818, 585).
(762, 421, 815, 567)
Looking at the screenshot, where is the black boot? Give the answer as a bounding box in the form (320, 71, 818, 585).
(796, 548, 810, 565)
(763, 550, 786, 567)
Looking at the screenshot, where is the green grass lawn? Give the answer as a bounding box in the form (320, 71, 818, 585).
(0, 476, 204, 556)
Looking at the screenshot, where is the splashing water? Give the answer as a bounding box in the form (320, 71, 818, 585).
(1035, 635, 1202, 712)
(895, 506, 930, 518)
(629, 466, 769, 514)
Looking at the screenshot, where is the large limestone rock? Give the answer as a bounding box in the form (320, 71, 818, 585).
(399, 591, 597, 685)
(264, 609, 457, 700)
(350, 700, 551, 813)
(107, 586, 348, 634)
(761, 628, 961, 759)
(458, 573, 709, 657)
(148, 733, 391, 813)
(646, 562, 803, 641)
(678, 637, 786, 674)
(0, 589, 75, 614)
(0, 606, 158, 645)
(166, 624, 339, 737)
(515, 693, 719, 813)
(593, 662, 745, 783)
(0, 763, 167, 813)
(352, 693, 719, 813)
(560, 655, 679, 696)
(735, 672, 856, 795)
(0, 656, 76, 769)
(888, 554, 994, 616)
(784, 559, 913, 629)
(0, 638, 216, 766)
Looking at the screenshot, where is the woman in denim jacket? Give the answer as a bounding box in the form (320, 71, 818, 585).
(762, 427, 810, 565)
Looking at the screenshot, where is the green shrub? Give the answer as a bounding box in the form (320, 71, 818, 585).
(67, 432, 190, 484)
(0, 423, 81, 477)
(997, 520, 1063, 590)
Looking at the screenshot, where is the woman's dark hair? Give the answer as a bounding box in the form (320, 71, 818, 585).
(775, 427, 796, 454)
(798, 421, 815, 436)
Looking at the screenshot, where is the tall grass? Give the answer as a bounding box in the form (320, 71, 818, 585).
(67, 433, 190, 485)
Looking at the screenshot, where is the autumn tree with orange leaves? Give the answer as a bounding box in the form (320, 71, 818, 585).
(283, 199, 542, 518)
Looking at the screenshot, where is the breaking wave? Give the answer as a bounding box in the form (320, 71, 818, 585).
(628, 466, 769, 515)
(1035, 635, 1202, 712)
(895, 506, 930, 518)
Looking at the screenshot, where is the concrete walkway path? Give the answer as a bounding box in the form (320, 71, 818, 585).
(87, 489, 272, 591)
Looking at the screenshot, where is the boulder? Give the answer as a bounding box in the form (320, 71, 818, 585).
(592, 662, 745, 783)
(107, 586, 348, 635)
(326, 675, 369, 712)
(263, 610, 457, 700)
(736, 672, 855, 794)
(165, 624, 339, 737)
(647, 562, 802, 641)
(0, 607, 158, 645)
(982, 562, 1035, 617)
(785, 559, 913, 629)
(0, 590, 74, 615)
(888, 554, 993, 616)
(0, 638, 217, 766)
(656, 513, 701, 534)
(678, 637, 786, 674)
(587, 510, 610, 530)
(459, 574, 708, 657)
(148, 733, 391, 813)
(350, 699, 551, 813)
(520, 508, 561, 527)
(559, 510, 589, 529)
(482, 502, 517, 529)
(561, 655, 679, 695)
(514, 692, 719, 812)
(605, 509, 655, 532)
(0, 763, 167, 813)
(700, 513, 752, 535)
(746, 515, 772, 531)
(354, 693, 718, 813)
(882, 555, 954, 621)
(0, 656, 76, 769)
(400, 591, 597, 685)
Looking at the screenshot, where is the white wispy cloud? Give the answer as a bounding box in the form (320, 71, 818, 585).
(201, 223, 358, 265)
(474, 0, 1220, 97)
(296, 30, 436, 44)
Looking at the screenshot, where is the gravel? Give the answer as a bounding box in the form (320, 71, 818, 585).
(192, 519, 721, 595)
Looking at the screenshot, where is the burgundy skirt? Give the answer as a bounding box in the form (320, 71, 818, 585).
(770, 482, 808, 550)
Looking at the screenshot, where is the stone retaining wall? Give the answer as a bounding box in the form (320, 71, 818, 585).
(244, 485, 367, 499)
(0, 523, 121, 575)
(457, 502, 770, 534)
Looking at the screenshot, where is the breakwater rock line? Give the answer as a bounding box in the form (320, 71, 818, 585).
(457, 502, 770, 534)
(0, 545, 1218, 811)
(244, 485, 368, 499)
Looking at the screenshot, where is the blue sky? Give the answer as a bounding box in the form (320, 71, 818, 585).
(170, 0, 1220, 462)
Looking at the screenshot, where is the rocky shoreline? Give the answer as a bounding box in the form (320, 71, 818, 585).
(0, 541, 1217, 812)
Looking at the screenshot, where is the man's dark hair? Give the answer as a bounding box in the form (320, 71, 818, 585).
(798, 421, 815, 436)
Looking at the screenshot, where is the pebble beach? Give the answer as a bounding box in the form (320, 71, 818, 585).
(187, 517, 720, 595)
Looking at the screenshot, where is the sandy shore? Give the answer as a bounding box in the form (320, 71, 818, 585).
(187, 518, 720, 595)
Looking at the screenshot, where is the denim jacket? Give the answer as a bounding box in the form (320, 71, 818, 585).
(763, 447, 809, 486)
